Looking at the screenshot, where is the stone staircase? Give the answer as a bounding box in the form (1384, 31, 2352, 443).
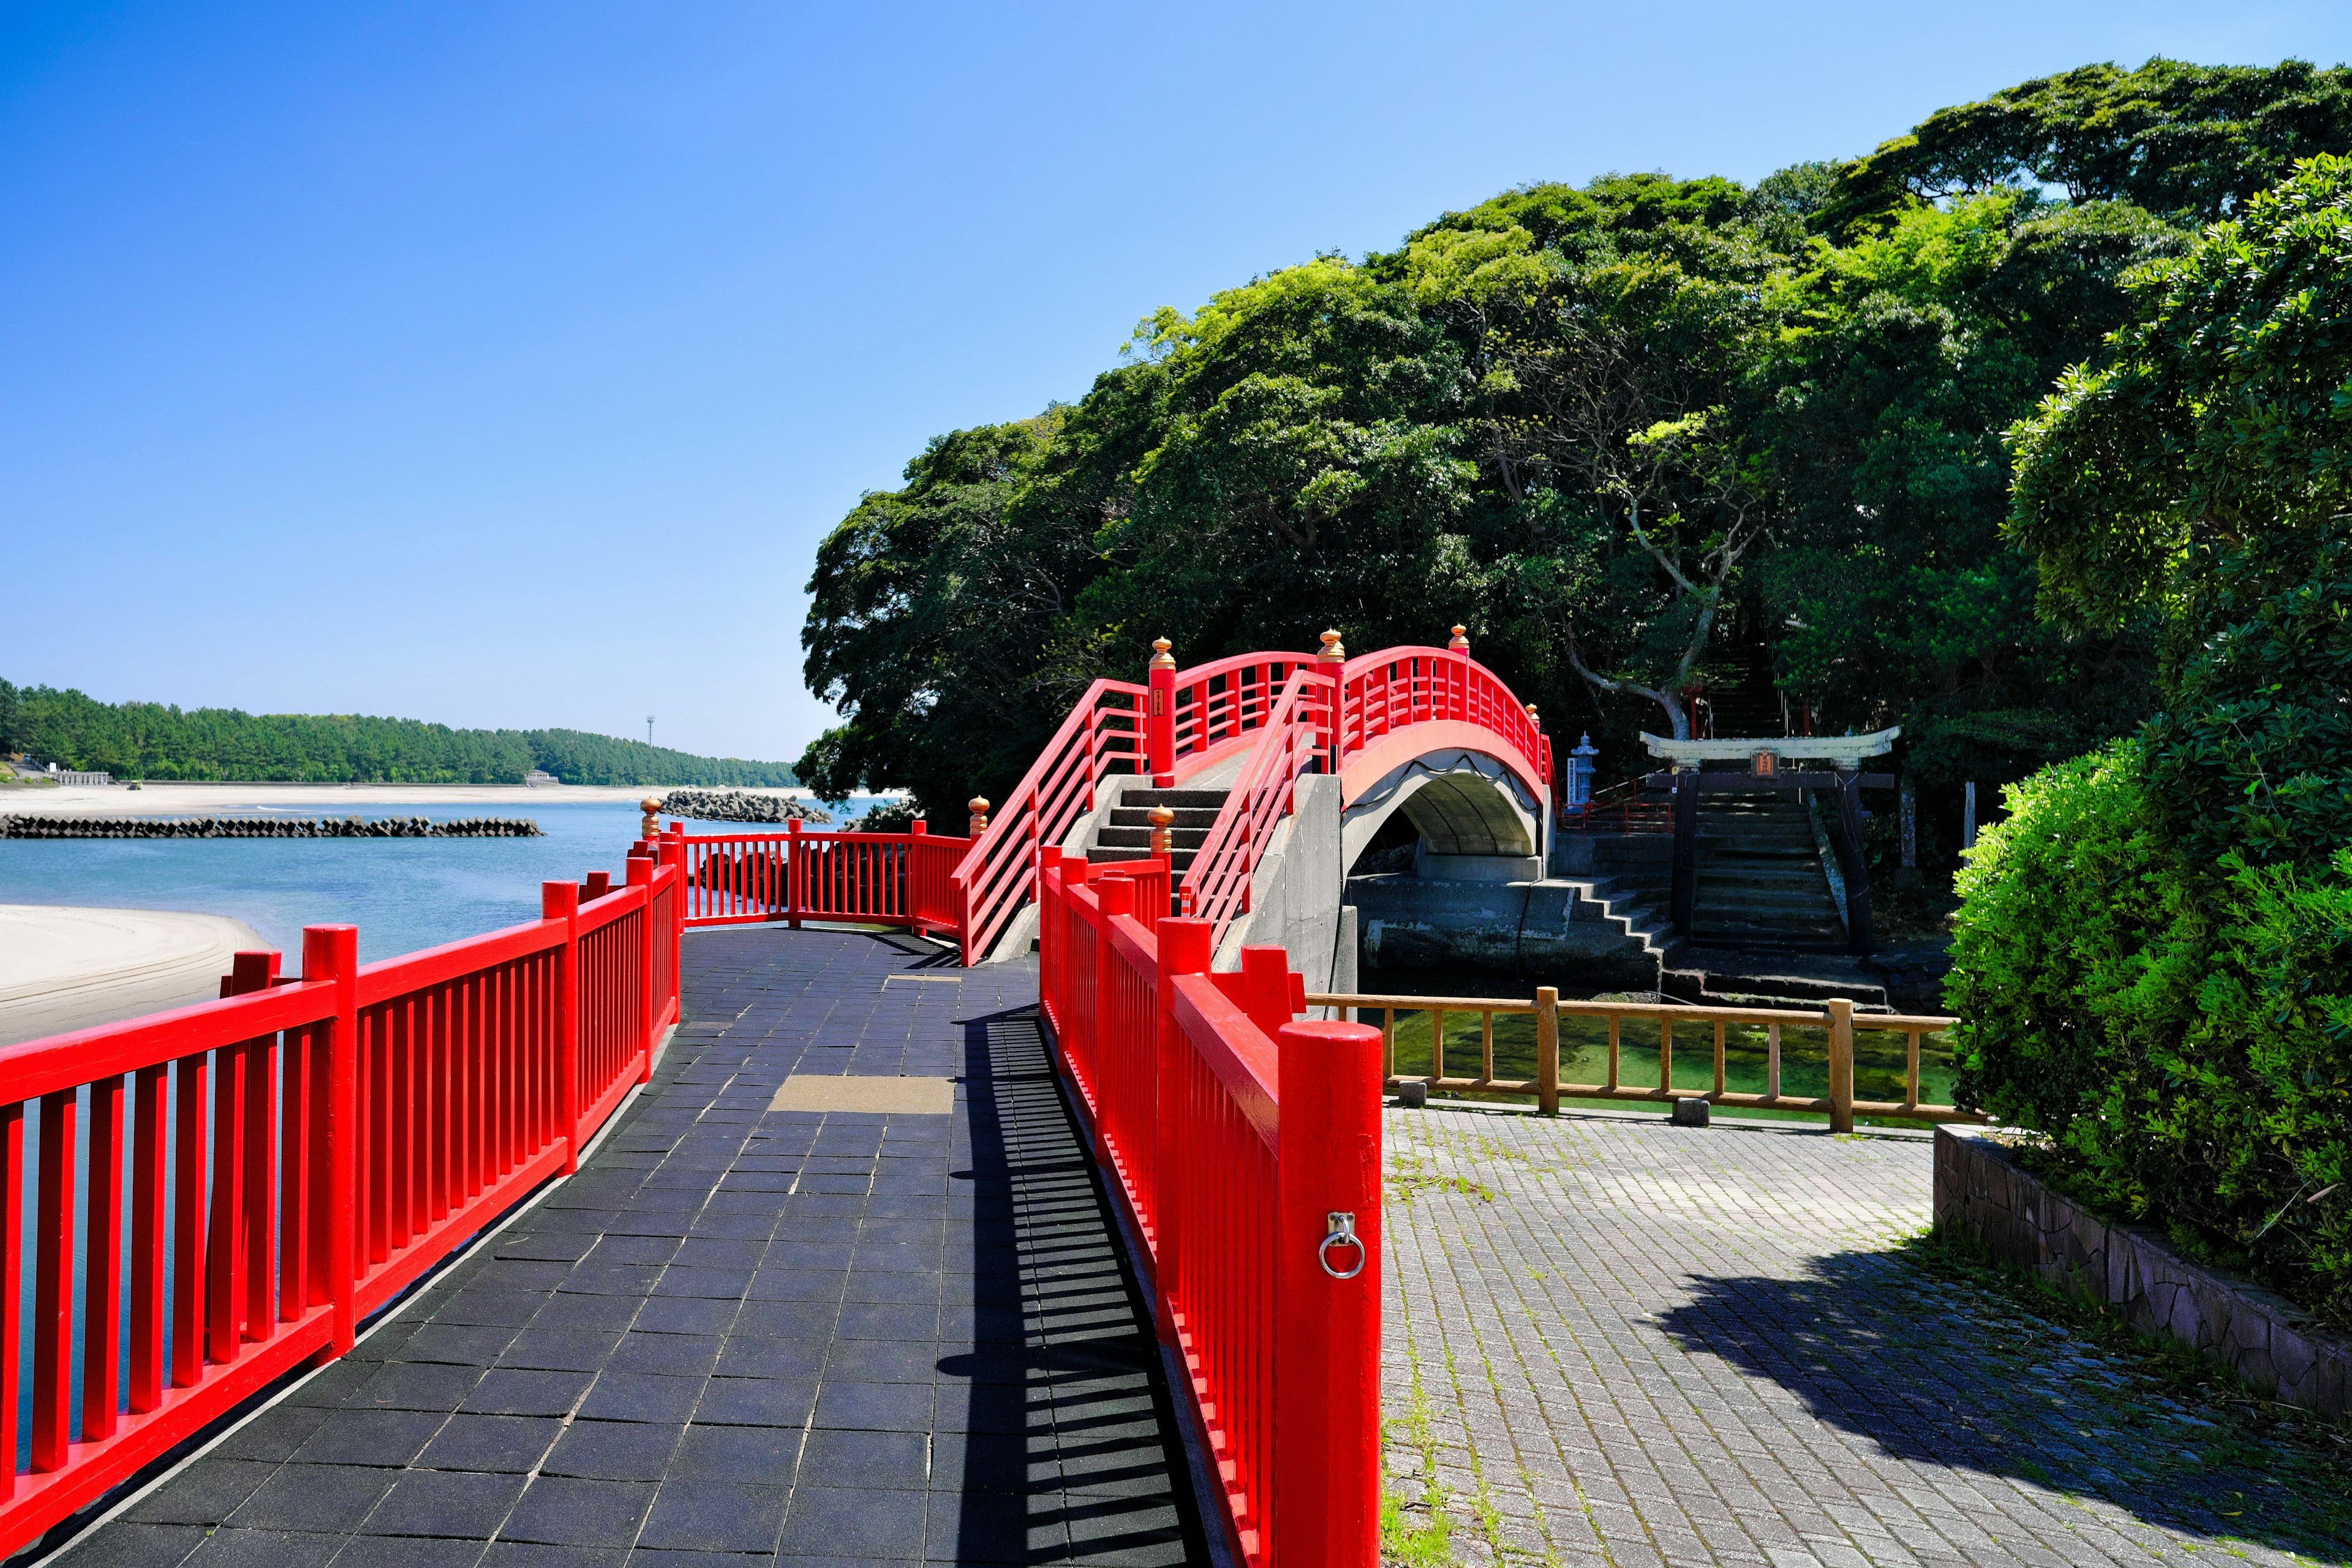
(1687, 790, 1846, 953)
(1087, 786, 1229, 891)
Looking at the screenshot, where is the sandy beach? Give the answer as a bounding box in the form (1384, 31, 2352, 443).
(0, 903, 268, 1046)
(0, 780, 823, 818)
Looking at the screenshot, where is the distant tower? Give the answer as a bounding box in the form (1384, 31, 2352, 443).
(646, 716, 655, 747)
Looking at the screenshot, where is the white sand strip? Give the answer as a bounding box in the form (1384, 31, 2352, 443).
(0, 781, 786, 818)
(0, 905, 267, 1047)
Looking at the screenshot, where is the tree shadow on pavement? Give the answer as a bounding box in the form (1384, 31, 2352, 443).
(1656, 1245, 2352, 1565)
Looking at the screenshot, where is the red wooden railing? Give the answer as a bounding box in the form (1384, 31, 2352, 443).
(0, 842, 686, 1555)
(950, 681, 1148, 964)
(1180, 668, 1334, 938)
(1177, 644, 1553, 952)
(953, 655, 1319, 964)
(672, 821, 971, 941)
(1037, 846, 1381, 1568)
(1155, 652, 1323, 785)
(1556, 778, 1674, 834)
(1330, 644, 1551, 792)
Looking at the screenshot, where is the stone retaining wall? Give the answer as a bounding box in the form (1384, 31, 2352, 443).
(1934, 1125, 2350, 1419)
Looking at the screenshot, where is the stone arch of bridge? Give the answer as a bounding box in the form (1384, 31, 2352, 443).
(1339, 745, 1545, 878)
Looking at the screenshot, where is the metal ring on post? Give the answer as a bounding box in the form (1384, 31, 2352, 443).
(1319, 1211, 1365, 1280)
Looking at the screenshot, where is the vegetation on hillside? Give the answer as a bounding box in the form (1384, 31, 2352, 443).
(797, 59, 2352, 876)
(1953, 153, 2352, 1323)
(0, 680, 796, 787)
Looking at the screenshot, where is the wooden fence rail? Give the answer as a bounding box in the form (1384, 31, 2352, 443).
(1308, 990, 1981, 1131)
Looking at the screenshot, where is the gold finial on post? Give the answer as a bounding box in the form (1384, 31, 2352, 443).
(1149, 637, 1175, 671)
(1526, 703, 1540, 728)
(639, 796, 663, 840)
(1318, 629, 1346, 663)
(968, 796, 990, 838)
(1149, 804, 1175, 857)
(1449, 625, 1468, 652)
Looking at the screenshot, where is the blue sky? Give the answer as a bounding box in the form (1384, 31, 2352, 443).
(6, 2, 2350, 766)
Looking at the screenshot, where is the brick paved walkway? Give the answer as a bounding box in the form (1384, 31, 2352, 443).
(57, 929, 1202, 1567)
(1381, 1105, 2352, 1568)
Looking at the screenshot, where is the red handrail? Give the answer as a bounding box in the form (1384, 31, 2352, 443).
(950, 679, 1147, 963)
(1180, 668, 1333, 940)
(1035, 848, 1380, 1567)
(1175, 646, 1551, 952)
(0, 845, 686, 1555)
(1165, 652, 1320, 778)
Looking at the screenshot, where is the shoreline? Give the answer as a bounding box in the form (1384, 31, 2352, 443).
(1, 782, 903, 820)
(0, 903, 267, 1046)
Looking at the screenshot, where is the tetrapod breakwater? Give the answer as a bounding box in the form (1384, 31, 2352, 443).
(0, 815, 545, 839)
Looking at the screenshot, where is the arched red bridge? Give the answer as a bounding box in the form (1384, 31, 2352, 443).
(951, 630, 1555, 966)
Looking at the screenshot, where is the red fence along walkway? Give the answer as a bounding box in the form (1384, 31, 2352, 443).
(0, 842, 685, 1554)
(671, 820, 971, 941)
(1036, 846, 1382, 1568)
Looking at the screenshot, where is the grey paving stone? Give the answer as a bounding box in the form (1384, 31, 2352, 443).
(288, 1408, 450, 1469)
(779, 1485, 929, 1559)
(540, 1419, 685, 1482)
(360, 1470, 527, 1538)
(127, 1458, 281, 1523)
(633, 1480, 791, 1552)
(691, 1373, 818, 1428)
(182, 1528, 345, 1567)
(329, 1536, 488, 1567)
(497, 1477, 657, 1547)
(576, 1370, 707, 1425)
(458, 1368, 592, 1417)
(415, 1414, 564, 1474)
(227, 1465, 399, 1532)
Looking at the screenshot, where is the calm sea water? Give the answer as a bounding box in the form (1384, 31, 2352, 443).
(0, 801, 886, 964)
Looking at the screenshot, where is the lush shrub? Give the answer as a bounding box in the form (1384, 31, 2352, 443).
(1950, 741, 2352, 1324)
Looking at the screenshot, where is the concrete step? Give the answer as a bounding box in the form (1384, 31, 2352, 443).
(1096, 825, 1211, 851)
(1120, 789, 1229, 810)
(1106, 806, 1222, 831)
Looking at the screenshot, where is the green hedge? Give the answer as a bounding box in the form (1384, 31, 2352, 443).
(1948, 741, 2352, 1324)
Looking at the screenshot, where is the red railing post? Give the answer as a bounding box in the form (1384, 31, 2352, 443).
(627, 856, 657, 1081)
(908, 820, 929, 938)
(1091, 873, 1133, 1165)
(661, 834, 686, 1008)
(31, 1087, 77, 1471)
(543, 882, 582, 1175)
(1319, 630, 1346, 775)
(1239, 945, 1295, 1038)
(305, 923, 361, 1355)
(1148, 638, 1177, 786)
(1273, 1017, 1384, 1567)
(786, 819, 804, 929)
(0, 1098, 18, 1499)
(1153, 918, 1212, 1346)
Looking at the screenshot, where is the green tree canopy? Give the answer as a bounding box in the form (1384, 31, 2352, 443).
(5, 684, 797, 787)
(799, 58, 2352, 869)
(1821, 58, 2352, 234)
(2010, 151, 2352, 867)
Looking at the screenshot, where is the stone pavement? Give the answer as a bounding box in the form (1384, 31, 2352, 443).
(55, 927, 1203, 1567)
(1381, 1104, 2352, 1568)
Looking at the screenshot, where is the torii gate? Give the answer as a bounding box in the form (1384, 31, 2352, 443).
(952, 630, 1554, 966)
